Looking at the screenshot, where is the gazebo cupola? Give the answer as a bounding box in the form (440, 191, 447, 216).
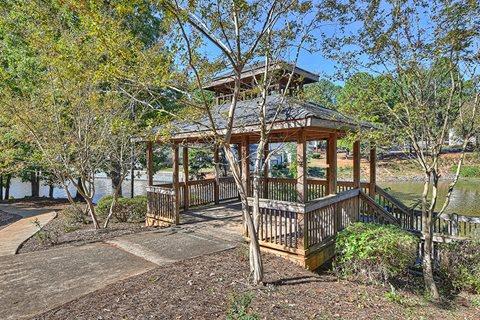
(203, 61, 319, 104)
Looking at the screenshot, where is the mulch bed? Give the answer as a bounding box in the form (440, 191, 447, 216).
(0, 210, 22, 230)
(18, 210, 157, 254)
(33, 247, 479, 320)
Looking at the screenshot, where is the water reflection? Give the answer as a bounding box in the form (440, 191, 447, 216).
(4, 171, 171, 203)
(381, 178, 480, 216)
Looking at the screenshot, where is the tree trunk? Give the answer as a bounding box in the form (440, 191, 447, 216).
(0, 175, 3, 201)
(74, 177, 85, 201)
(130, 145, 135, 198)
(85, 197, 100, 229)
(111, 162, 123, 198)
(223, 145, 263, 284)
(48, 184, 54, 199)
(5, 174, 11, 200)
(421, 172, 440, 300)
(30, 171, 40, 198)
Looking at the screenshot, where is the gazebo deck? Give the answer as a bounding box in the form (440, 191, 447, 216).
(146, 177, 406, 270)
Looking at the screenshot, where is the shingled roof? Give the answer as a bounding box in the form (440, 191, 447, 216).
(162, 95, 372, 140)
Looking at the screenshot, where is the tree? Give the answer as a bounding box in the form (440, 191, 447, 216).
(325, 0, 480, 299)
(0, 0, 172, 228)
(303, 79, 341, 109)
(155, 0, 327, 284)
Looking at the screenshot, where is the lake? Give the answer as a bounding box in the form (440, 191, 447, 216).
(380, 178, 480, 217)
(4, 173, 479, 217)
(3, 171, 172, 203)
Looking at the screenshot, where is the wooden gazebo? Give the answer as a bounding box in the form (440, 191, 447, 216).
(144, 63, 406, 269)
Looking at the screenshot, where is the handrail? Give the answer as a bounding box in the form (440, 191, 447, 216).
(359, 191, 401, 225)
(375, 185, 411, 215)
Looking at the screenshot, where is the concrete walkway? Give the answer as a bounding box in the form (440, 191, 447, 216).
(0, 211, 57, 256)
(0, 228, 238, 320)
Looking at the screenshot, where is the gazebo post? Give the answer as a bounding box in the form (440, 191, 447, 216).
(182, 145, 189, 210)
(241, 136, 251, 197)
(263, 142, 269, 199)
(326, 133, 338, 195)
(353, 140, 361, 189)
(172, 143, 180, 224)
(146, 141, 154, 187)
(214, 145, 220, 204)
(369, 143, 376, 197)
(296, 130, 307, 203)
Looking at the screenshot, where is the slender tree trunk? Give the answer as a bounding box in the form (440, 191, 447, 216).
(421, 171, 440, 300)
(111, 161, 123, 198)
(5, 174, 11, 200)
(85, 197, 100, 229)
(224, 145, 263, 284)
(75, 177, 85, 201)
(104, 186, 121, 228)
(0, 175, 3, 201)
(130, 145, 135, 198)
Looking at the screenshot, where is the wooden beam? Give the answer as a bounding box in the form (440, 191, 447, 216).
(353, 140, 361, 188)
(241, 136, 251, 196)
(182, 146, 189, 210)
(172, 143, 180, 224)
(214, 146, 220, 204)
(146, 141, 153, 186)
(296, 130, 307, 203)
(326, 133, 337, 195)
(369, 144, 377, 197)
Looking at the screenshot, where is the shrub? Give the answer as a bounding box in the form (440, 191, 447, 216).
(63, 205, 88, 225)
(96, 195, 147, 223)
(311, 153, 322, 159)
(440, 239, 480, 294)
(334, 222, 419, 283)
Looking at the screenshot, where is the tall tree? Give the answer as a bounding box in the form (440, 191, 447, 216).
(325, 0, 480, 299)
(0, 0, 173, 228)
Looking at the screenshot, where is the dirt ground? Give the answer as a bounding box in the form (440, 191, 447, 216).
(0, 210, 21, 230)
(18, 209, 157, 254)
(33, 247, 479, 320)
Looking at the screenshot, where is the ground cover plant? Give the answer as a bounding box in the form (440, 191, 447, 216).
(334, 222, 419, 284)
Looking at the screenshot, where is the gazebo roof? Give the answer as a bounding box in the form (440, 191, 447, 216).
(157, 95, 373, 142)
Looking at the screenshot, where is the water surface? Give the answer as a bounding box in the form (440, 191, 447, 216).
(380, 178, 480, 217)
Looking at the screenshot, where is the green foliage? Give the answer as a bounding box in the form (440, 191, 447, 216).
(226, 292, 259, 320)
(188, 148, 213, 180)
(452, 165, 480, 178)
(334, 222, 419, 283)
(96, 195, 147, 223)
(63, 205, 88, 225)
(440, 239, 480, 294)
(302, 79, 341, 109)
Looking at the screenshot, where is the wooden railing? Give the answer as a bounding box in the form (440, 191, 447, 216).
(247, 188, 399, 256)
(146, 185, 178, 225)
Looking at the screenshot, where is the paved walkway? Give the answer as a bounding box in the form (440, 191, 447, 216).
(0, 203, 242, 320)
(0, 211, 57, 256)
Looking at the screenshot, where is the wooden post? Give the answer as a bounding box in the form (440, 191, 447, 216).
(172, 143, 180, 224)
(263, 142, 269, 199)
(214, 146, 220, 204)
(146, 141, 154, 187)
(369, 144, 376, 197)
(241, 136, 251, 197)
(297, 130, 307, 203)
(326, 133, 338, 195)
(182, 146, 189, 210)
(353, 140, 361, 189)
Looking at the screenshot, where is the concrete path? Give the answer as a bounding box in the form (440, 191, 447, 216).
(0, 228, 237, 320)
(0, 202, 63, 218)
(0, 211, 57, 256)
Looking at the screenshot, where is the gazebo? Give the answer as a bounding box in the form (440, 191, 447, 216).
(143, 63, 406, 269)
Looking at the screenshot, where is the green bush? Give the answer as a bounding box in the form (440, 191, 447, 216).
(440, 239, 480, 294)
(457, 165, 480, 178)
(311, 153, 322, 159)
(96, 195, 147, 223)
(334, 222, 419, 283)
